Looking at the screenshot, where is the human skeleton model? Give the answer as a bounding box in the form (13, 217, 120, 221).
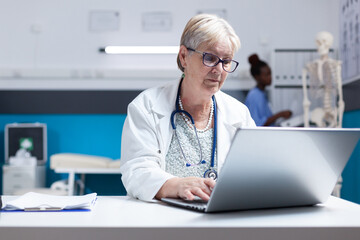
(302, 32, 345, 197)
(302, 31, 345, 128)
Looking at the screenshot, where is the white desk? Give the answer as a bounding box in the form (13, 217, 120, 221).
(1, 196, 360, 240)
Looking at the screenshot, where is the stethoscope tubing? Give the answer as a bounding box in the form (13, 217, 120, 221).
(170, 79, 217, 169)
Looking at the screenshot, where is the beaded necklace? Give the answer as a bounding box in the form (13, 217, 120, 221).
(178, 96, 214, 133)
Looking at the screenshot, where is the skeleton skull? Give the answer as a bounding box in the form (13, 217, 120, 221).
(315, 31, 334, 56)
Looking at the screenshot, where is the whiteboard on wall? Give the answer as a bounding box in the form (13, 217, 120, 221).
(339, 0, 360, 84)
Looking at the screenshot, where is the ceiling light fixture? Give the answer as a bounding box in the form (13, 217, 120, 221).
(99, 46, 179, 54)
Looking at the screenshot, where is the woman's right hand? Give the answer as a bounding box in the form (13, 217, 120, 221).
(155, 177, 216, 201)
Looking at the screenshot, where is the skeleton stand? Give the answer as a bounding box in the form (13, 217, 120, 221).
(302, 57, 345, 197)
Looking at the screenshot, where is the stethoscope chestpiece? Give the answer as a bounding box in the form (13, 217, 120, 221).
(204, 168, 218, 180)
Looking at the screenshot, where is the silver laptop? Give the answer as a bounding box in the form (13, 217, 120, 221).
(161, 127, 360, 213)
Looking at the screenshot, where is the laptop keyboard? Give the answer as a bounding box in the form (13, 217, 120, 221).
(181, 200, 208, 211)
(162, 197, 208, 212)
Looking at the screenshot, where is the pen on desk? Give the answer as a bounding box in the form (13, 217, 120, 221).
(24, 207, 63, 211)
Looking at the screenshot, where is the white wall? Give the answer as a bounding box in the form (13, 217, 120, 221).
(0, 0, 340, 89)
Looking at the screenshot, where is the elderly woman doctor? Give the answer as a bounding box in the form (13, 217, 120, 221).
(120, 14, 255, 202)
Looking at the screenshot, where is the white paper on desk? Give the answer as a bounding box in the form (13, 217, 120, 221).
(1, 192, 97, 211)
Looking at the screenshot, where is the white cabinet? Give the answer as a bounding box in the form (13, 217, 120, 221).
(2, 165, 45, 195)
(270, 49, 337, 118)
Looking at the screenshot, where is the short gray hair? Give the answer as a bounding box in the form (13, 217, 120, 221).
(177, 14, 241, 72)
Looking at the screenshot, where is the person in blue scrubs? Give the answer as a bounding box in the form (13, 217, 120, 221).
(245, 54, 292, 126)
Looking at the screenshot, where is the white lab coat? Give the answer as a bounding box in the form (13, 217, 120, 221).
(120, 79, 256, 201)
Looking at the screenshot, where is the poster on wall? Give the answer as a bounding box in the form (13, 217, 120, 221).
(340, 0, 360, 84)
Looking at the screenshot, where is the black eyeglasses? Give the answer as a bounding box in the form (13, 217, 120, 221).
(187, 48, 239, 73)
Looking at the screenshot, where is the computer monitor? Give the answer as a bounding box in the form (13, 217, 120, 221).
(5, 123, 47, 165)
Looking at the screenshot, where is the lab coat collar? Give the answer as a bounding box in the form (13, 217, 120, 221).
(150, 79, 241, 136)
(151, 79, 242, 129)
(151, 79, 180, 117)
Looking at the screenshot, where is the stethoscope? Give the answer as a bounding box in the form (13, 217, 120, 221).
(170, 79, 218, 180)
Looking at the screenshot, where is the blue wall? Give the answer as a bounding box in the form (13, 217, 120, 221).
(342, 109, 360, 203)
(0, 114, 127, 195)
(2, 111, 360, 200)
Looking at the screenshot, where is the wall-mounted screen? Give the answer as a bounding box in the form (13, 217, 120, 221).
(5, 123, 47, 165)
